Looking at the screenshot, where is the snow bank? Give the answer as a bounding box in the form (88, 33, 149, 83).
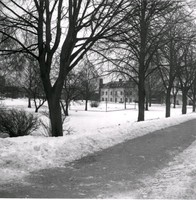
(1, 112, 196, 183)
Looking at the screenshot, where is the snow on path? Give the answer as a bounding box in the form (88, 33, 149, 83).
(110, 138, 196, 199)
(1, 112, 196, 185)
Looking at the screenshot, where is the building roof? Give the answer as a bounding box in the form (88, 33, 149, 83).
(101, 80, 135, 89)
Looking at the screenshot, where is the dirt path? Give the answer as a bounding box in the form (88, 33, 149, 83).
(1, 119, 196, 198)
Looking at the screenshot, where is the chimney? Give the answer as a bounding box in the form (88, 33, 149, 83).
(99, 79, 103, 88)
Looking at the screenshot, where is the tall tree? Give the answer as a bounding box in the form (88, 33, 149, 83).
(99, 0, 179, 121)
(0, 0, 130, 136)
(157, 10, 195, 117)
(177, 40, 196, 114)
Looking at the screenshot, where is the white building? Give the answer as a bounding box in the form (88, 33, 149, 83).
(99, 79, 137, 103)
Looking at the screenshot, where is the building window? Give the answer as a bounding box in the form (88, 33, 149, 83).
(106, 91, 107, 95)
(102, 91, 104, 95)
(106, 98, 108, 101)
(111, 91, 112, 95)
(121, 91, 123, 95)
(115, 98, 117, 103)
(102, 98, 104, 101)
(120, 98, 123, 102)
(110, 98, 113, 102)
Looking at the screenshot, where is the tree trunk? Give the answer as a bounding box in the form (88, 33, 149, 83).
(47, 96, 63, 137)
(33, 97, 38, 113)
(28, 96, 31, 108)
(182, 89, 188, 114)
(60, 100, 69, 116)
(35, 107, 38, 113)
(85, 99, 88, 111)
(124, 98, 127, 109)
(149, 87, 152, 107)
(173, 94, 177, 108)
(193, 98, 196, 112)
(145, 88, 149, 111)
(145, 97, 149, 111)
(65, 101, 69, 116)
(165, 88, 171, 118)
(138, 7, 146, 122)
(193, 96, 196, 112)
(138, 77, 145, 121)
(192, 85, 196, 112)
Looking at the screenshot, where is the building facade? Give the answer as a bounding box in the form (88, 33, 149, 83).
(100, 79, 138, 103)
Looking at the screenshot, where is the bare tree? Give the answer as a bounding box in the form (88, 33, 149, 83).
(96, 0, 179, 121)
(177, 41, 196, 114)
(0, 0, 130, 136)
(61, 71, 81, 116)
(156, 9, 194, 117)
(78, 58, 99, 111)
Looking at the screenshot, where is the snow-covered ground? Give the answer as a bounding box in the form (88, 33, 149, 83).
(1, 98, 196, 198)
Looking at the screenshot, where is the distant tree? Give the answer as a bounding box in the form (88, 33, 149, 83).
(79, 58, 99, 111)
(23, 57, 34, 108)
(171, 80, 180, 108)
(22, 56, 46, 112)
(61, 71, 81, 116)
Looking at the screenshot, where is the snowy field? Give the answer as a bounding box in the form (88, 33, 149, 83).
(1, 98, 196, 198)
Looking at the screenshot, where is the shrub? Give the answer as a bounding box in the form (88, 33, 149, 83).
(0, 109, 40, 137)
(90, 101, 99, 108)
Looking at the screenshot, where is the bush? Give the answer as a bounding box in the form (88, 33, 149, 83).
(0, 109, 40, 137)
(90, 101, 99, 108)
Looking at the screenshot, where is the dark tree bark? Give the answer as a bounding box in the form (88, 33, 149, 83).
(85, 99, 88, 111)
(137, 0, 147, 121)
(145, 80, 150, 110)
(165, 88, 171, 118)
(193, 95, 196, 112)
(182, 89, 188, 114)
(138, 73, 145, 121)
(47, 94, 63, 137)
(28, 96, 31, 108)
(173, 94, 177, 108)
(149, 86, 152, 107)
(192, 84, 196, 112)
(145, 97, 149, 111)
(65, 102, 69, 116)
